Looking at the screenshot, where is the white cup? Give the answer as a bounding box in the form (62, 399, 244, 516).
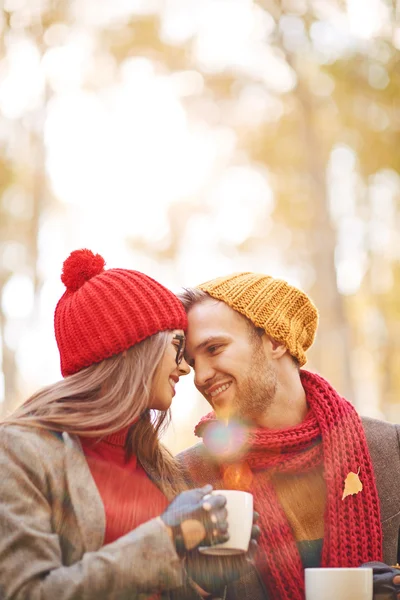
(305, 567, 373, 600)
(198, 489, 253, 556)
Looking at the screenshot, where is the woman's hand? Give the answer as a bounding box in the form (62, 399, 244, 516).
(161, 485, 229, 554)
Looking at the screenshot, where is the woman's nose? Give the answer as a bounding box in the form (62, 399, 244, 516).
(178, 357, 191, 376)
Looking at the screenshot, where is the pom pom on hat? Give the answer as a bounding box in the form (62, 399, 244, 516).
(61, 249, 105, 291)
(55, 248, 187, 376)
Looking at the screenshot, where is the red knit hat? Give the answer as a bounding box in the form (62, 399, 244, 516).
(54, 249, 187, 377)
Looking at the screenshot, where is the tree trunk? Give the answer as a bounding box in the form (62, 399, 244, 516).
(294, 68, 355, 402)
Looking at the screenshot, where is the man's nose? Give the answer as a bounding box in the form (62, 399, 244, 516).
(193, 358, 215, 390)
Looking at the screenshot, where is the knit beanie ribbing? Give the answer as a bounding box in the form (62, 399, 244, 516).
(198, 272, 318, 366)
(55, 249, 187, 377)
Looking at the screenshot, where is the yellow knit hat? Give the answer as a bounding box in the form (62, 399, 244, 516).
(198, 272, 318, 366)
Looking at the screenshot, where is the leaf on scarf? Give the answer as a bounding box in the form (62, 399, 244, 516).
(342, 467, 363, 500)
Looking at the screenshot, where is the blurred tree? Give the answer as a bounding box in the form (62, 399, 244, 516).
(124, 0, 400, 408)
(0, 0, 67, 412)
(0, 154, 17, 406)
(1, 0, 399, 422)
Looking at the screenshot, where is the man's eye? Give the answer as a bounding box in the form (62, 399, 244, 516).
(208, 345, 221, 354)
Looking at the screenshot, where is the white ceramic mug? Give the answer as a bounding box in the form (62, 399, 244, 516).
(198, 489, 253, 556)
(305, 567, 373, 600)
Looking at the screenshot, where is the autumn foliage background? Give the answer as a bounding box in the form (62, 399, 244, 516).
(1, 0, 400, 453)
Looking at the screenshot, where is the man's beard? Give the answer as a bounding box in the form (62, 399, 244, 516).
(233, 341, 277, 422)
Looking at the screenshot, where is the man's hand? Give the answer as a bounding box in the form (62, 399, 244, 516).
(185, 511, 260, 595)
(360, 562, 400, 599)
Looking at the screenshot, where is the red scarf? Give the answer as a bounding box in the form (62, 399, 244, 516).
(194, 370, 382, 600)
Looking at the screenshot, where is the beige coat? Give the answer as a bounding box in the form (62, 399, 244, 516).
(0, 425, 199, 600)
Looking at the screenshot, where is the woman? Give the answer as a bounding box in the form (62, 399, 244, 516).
(0, 248, 229, 600)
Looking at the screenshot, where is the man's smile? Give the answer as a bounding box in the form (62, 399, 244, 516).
(206, 381, 233, 399)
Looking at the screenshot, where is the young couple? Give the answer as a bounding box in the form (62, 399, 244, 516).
(0, 248, 399, 600)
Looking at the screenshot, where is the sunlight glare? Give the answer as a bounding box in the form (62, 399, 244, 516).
(1, 275, 34, 320)
(209, 166, 274, 245)
(0, 38, 43, 118)
(347, 0, 389, 39)
(42, 32, 94, 93)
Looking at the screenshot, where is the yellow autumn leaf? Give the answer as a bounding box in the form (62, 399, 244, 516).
(342, 468, 363, 500)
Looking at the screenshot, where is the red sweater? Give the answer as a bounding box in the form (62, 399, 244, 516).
(80, 427, 168, 544)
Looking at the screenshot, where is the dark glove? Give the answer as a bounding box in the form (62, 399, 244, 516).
(360, 562, 400, 599)
(161, 485, 229, 555)
(185, 511, 260, 595)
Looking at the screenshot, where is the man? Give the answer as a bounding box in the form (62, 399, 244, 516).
(177, 272, 400, 600)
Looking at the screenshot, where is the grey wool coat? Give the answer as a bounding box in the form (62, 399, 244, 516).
(0, 425, 201, 600)
(177, 417, 400, 600)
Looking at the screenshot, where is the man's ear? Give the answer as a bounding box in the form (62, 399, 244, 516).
(262, 335, 287, 359)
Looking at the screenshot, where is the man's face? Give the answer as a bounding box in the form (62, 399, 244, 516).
(185, 298, 277, 422)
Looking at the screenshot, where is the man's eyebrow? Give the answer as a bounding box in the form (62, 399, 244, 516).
(193, 335, 230, 353)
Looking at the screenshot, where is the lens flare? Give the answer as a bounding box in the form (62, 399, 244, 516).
(203, 419, 249, 461)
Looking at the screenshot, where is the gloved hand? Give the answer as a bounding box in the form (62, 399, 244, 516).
(161, 485, 229, 555)
(360, 562, 400, 599)
(185, 511, 260, 595)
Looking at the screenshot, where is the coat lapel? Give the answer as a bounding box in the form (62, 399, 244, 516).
(62, 432, 106, 552)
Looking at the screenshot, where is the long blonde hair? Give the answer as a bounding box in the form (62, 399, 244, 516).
(2, 331, 187, 497)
